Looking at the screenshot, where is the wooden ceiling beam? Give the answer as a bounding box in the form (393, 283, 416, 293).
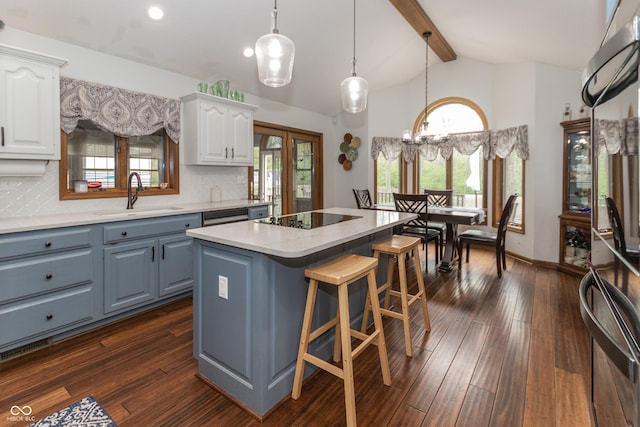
(389, 0, 457, 62)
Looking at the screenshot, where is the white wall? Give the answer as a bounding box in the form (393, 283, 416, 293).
(368, 57, 495, 189)
(492, 62, 537, 260)
(331, 111, 369, 208)
(0, 27, 337, 218)
(531, 63, 584, 262)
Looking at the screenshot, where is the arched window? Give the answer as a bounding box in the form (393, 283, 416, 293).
(414, 97, 488, 218)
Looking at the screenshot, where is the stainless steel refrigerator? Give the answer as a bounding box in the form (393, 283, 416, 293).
(581, 1, 640, 425)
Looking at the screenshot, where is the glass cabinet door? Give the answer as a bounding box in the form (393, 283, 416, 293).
(562, 119, 591, 215)
(558, 118, 592, 276)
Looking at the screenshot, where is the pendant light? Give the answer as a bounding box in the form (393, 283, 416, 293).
(255, 0, 295, 87)
(402, 31, 432, 144)
(340, 0, 368, 113)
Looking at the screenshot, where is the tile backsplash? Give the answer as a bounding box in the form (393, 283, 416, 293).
(0, 161, 248, 218)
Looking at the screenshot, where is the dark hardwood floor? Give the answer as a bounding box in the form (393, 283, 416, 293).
(0, 247, 594, 427)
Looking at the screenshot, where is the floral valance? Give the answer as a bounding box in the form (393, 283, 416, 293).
(60, 77, 181, 143)
(594, 118, 639, 156)
(371, 125, 529, 163)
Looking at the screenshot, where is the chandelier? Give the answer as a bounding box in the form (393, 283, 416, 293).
(402, 32, 432, 145)
(255, 0, 295, 87)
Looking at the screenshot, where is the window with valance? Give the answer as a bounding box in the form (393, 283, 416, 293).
(594, 117, 639, 155)
(58, 77, 181, 200)
(60, 77, 180, 142)
(371, 124, 528, 230)
(370, 125, 529, 163)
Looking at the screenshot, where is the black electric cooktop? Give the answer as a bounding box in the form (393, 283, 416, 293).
(255, 212, 361, 229)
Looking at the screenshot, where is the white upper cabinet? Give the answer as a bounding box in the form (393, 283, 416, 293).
(0, 44, 67, 160)
(181, 93, 258, 166)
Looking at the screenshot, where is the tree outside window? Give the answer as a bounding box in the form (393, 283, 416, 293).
(415, 98, 488, 215)
(493, 155, 525, 231)
(375, 156, 404, 204)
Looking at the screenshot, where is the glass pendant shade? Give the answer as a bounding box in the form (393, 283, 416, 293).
(255, 32, 295, 87)
(341, 0, 367, 113)
(340, 75, 368, 113)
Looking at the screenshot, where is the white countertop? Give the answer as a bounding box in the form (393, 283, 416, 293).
(0, 200, 267, 234)
(186, 207, 417, 258)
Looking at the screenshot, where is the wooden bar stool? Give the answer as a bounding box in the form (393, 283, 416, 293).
(292, 254, 391, 427)
(361, 235, 431, 357)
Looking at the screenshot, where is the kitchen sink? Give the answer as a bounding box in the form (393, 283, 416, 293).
(97, 206, 185, 217)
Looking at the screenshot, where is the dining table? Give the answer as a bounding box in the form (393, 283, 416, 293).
(364, 203, 486, 272)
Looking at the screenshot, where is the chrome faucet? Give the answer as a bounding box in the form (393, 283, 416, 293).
(127, 172, 144, 209)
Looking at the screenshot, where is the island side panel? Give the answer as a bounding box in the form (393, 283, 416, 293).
(193, 241, 258, 408)
(192, 229, 393, 416)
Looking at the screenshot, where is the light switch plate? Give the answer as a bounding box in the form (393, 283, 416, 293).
(218, 275, 228, 299)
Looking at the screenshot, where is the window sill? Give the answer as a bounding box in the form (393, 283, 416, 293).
(60, 187, 179, 201)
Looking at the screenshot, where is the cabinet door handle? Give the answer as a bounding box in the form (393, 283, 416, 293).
(44, 241, 52, 247)
(225, 147, 228, 158)
(152, 246, 155, 262)
(162, 244, 165, 260)
(1, 127, 4, 146)
(232, 148, 235, 158)
(45, 273, 53, 280)
(121, 231, 127, 236)
(46, 314, 53, 320)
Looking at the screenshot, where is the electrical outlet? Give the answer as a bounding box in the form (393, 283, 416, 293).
(218, 275, 228, 299)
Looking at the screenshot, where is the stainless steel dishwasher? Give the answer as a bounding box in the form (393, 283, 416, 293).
(202, 205, 268, 226)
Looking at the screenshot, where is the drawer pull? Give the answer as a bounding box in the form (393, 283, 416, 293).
(185, 223, 190, 228)
(121, 231, 127, 236)
(45, 273, 53, 280)
(44, 241, 52, 247)
(46, 314, 53, 320)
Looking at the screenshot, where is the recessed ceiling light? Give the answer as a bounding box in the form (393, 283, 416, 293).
(243, 47, 254, 58)
(147, 6, 164, 21)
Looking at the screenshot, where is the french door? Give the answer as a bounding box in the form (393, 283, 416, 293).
(250, 122, 323, 216)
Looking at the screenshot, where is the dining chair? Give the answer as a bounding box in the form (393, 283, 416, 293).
(605, 196, 640, 269)
(457, 194, 517, 277)
(352, 189, 372, 209)
(423, 189, 453, 259)
(393, 193, 440, 267)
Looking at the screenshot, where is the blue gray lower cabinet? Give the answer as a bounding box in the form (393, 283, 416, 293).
(0, 212, 201, 354)
(102, 213, 201, 315)
(0, 226, 101, 351)
(192, 229, 393, 416)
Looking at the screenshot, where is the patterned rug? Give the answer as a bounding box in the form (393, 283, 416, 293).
(28, 396, 117, 427)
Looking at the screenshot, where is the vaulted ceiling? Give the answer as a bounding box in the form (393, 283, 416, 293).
(0, 0, 605, 116)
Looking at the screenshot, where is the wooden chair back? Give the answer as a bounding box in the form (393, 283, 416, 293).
(393, 193, 428, 230)
(605, 196, 628, 255)
(352, 189, 372, 209)
(497, 194, 518, 249)
(423, 189, 453, 207)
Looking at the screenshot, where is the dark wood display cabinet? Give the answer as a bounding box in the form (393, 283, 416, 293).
(558, 118, 591, 276)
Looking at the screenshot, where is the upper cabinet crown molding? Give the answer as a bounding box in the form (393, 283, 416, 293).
(181, 92, 258, 166)
(0, 44, 67, 162)
(0, 44, 67, 67)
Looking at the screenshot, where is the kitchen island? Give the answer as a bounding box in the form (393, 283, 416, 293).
(186, 207, 416, 418)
